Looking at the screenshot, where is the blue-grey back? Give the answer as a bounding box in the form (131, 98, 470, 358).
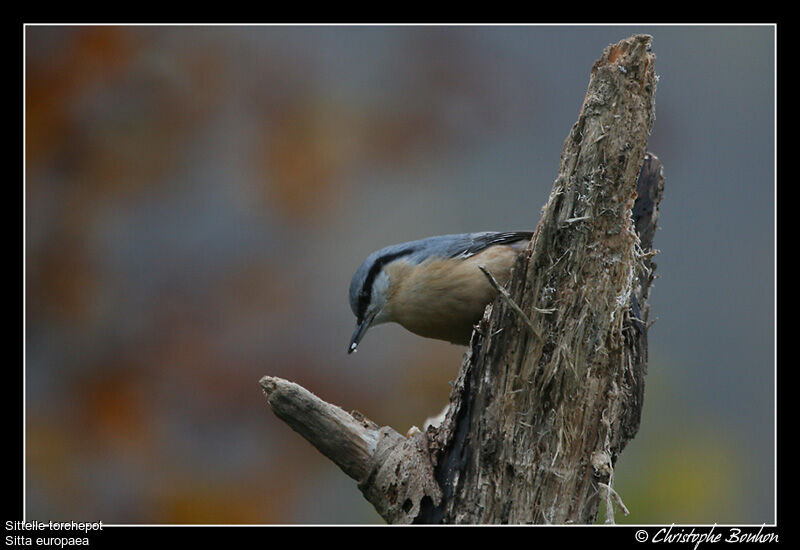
(348, 231, 533, 317)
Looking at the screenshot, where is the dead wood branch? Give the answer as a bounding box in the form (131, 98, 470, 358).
(260, 34, 663, 525)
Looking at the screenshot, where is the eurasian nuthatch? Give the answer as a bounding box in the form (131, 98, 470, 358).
(348, 231, 533, 353)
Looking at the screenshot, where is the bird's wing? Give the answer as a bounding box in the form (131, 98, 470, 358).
(450, 231, 534, 259)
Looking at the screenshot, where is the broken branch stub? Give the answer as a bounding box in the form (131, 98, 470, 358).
(259, 376, 441, 523)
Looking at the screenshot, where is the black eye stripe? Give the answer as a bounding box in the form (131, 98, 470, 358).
(357, 247, 414, 322)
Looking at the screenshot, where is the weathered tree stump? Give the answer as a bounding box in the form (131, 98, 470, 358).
(261, 33, 663, 525)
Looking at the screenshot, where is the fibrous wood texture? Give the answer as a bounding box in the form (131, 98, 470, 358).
(261, 34, 663, 525)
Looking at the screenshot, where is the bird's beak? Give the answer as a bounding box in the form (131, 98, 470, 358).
(348, 311, 376, 354)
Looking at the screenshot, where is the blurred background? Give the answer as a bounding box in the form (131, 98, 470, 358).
(24, 25, 775, 524)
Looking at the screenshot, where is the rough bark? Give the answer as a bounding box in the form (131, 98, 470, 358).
(260, 34, 663, 525)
